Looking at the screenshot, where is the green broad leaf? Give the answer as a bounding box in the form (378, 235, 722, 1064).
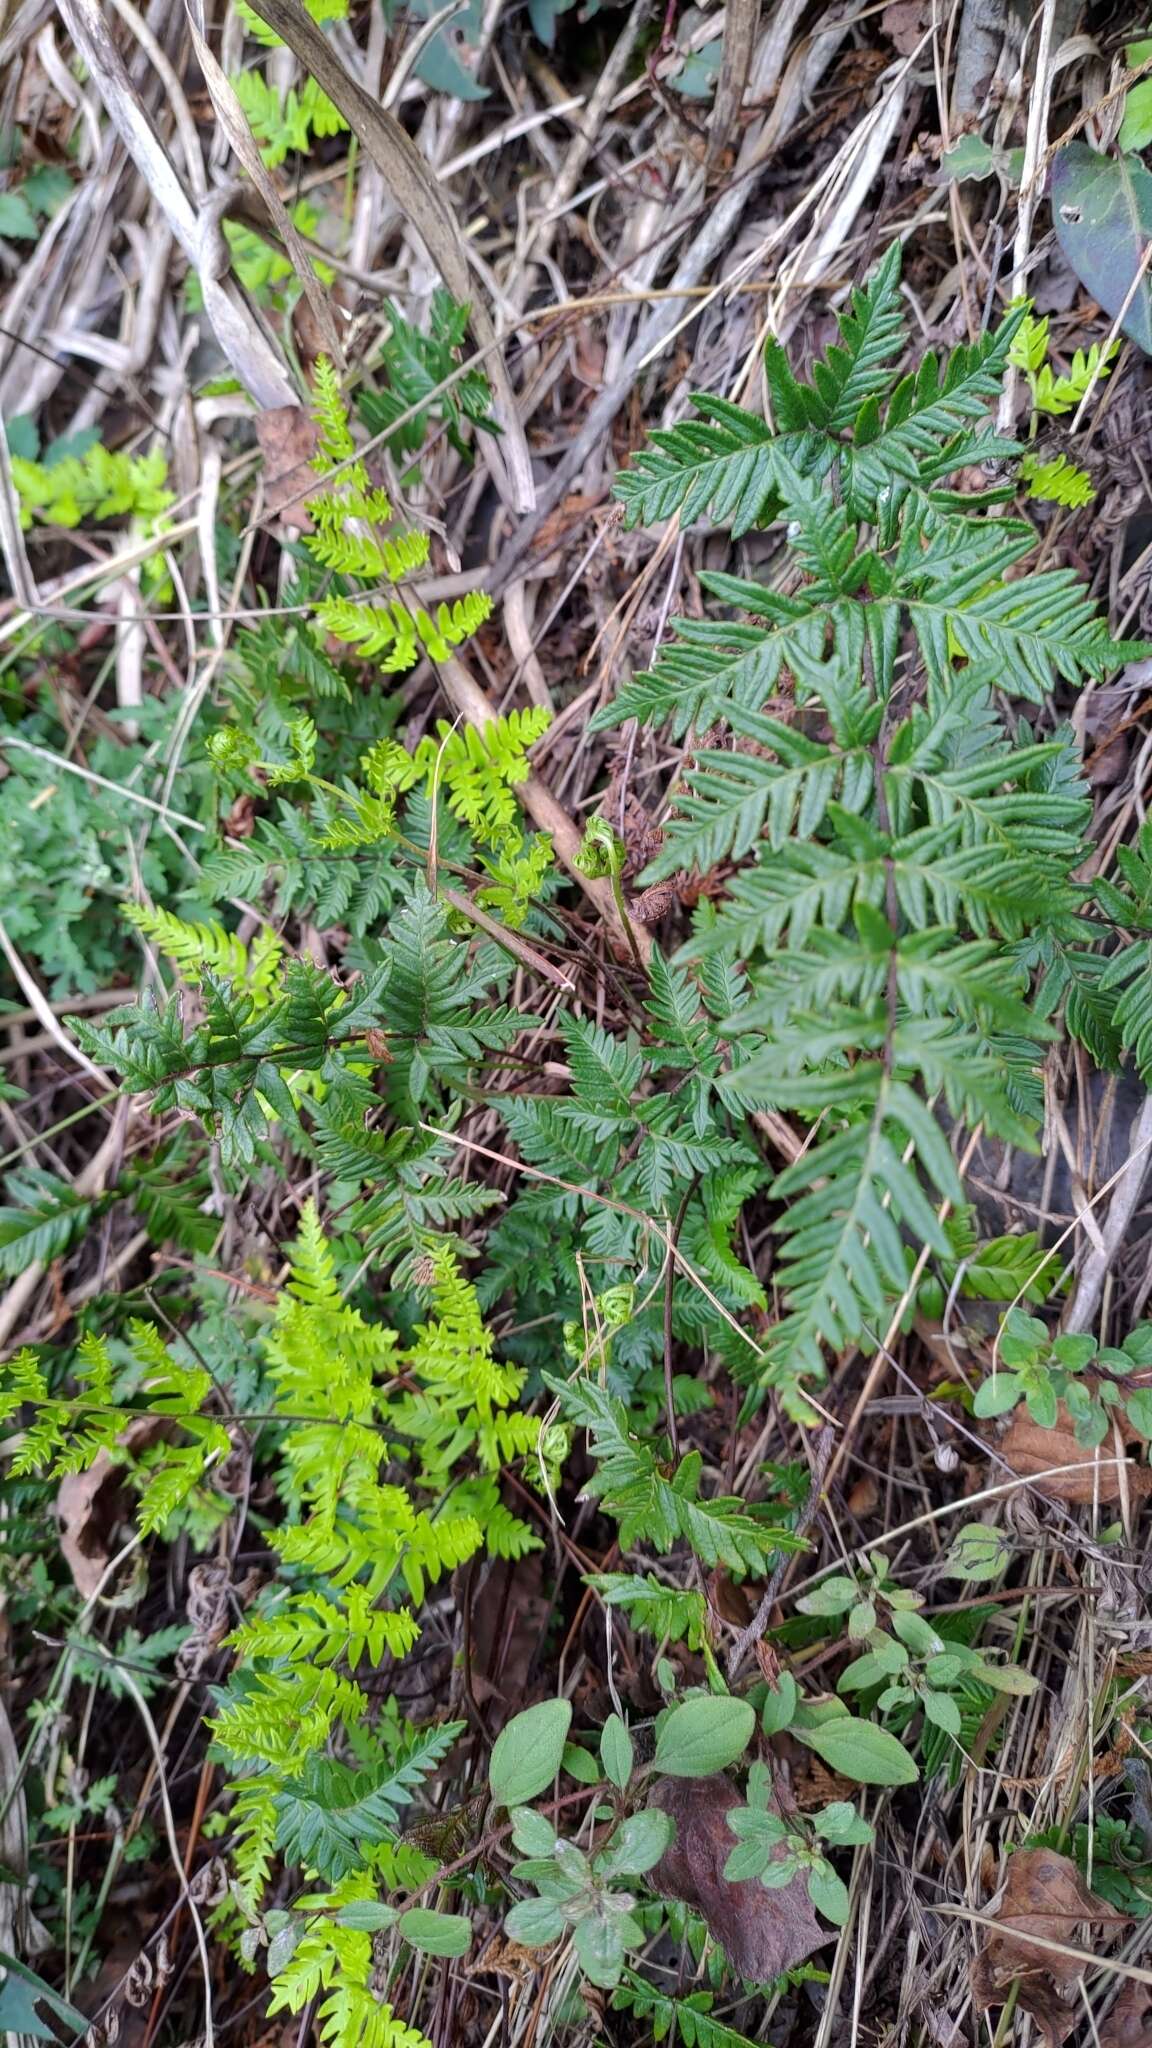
(0, 189, 38, 239)
(815, 1801, 873, 1846)
(509, 1806, 558, 1857)
(943, 1523, 1010, 1582)
(600, 1714, 634, 1791)
(1051, 143, 1152, 355)
(890, 1611, 943, 1657)
(334, 1901, 398, 1930)
(1025, 1380, 1059, 1430)
(489, 1699, 573, 1807)
(847, 1597, 877, 1641)
(997, 1309, 1048, 1367)
(0, 1952, 91, 2040)
(22, 165, 73, 218)
(807, 1861, 852, 1925)
(572, 1910, 627, 1989)
(722, 1808, 787, 1883)
(562, 1741, 602, 1785)
(1126, 1387, 1152, 1437)
(973, 1374, 1023, 1419)
(1124, 1324, 1152, 1366)
(793, 1716, 919, 1786)
(838, 1647, 908, 1693)
(761, 1672, 799, 1736)
(976, 1660, 1039, 1697)
(941, 135, 1024, 184)
(398, 1908, 472, 1958)
(1052, 1332, 1098, 1372)
(1120, 79, 1152, 153)
(796, 1575, 859, 1616)
(653, 1695, 756, 1778)
(3, 413, 37, 460)
(594, 1808, 673, 1879)
(924, 1653, 963, 1686)
(504, 1897, 565, 1946)
(922, 1690, 963, 1737)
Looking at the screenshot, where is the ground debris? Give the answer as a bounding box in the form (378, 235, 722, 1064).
(971, 1848, 1129, 2045)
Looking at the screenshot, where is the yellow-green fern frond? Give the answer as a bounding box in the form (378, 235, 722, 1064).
(414, 591, 493, 660)
(123, 904, 283, 1007)
(1021, 449, 1095, 507)
(414, 705, 550, 841)
(1007, 306, 1049, 377)
(311, 357, 357, 469)
(400, 1510, 485, 1603)
(230, 1781, 278, 1908)
(316, 595, 417, 669)
(1032, 340, 1119, 417)
(301, 79, 345, 138)
(236, 0, 346, 49)
(226, 1588, 419, 1668)
(362, 737, 421, 799)
(306, 522, 429, 583)
(477, 830, 553, 928)
(285, 1199, 342, 1311)
(319, 793, 403, 851)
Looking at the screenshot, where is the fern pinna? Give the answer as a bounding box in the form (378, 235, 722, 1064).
(2, 1208, 543, 2048)
(597, 243, 1147, 1412)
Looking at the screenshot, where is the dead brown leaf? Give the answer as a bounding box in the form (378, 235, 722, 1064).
(1100, 1979, 1152, 2047)
(649, 1775, 832, 1982)
(971, 1848, 1129, 2046)
(880, 0, 928, 53)
(254, 405, 319, 529)
(999, 1402, 1152, 1503)
(56, 1417, 165, 1598)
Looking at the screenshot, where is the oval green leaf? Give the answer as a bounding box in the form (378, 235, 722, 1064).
(794, 1715, 918, 1786)
(489, 1698, 573, 1808)
(600, 1713, 633, 1792)
(653, 1694, 755, 1778)
(397, 1908, 472, 1958)
(1052, 144, 1152, 356)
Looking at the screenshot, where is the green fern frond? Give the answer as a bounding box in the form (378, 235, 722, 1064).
(306, 521, 429, 582)
(544, 1373, 805, 1574)
(1021, 450, 1094, 507)
(591, 1572, 709, 1650)
(12, 442, 172, 532)
(232, 70, 348, 168)
(236, 0, 346, 47)
(124, 904, 283, 1006)
(412, 704, 548, 839)
(1032, 340, 1119, 416)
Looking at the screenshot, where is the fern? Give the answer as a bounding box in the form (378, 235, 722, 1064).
(590, 1572, 710, 1651)
(544, 1374, 804, 1577)
(273, 1727, 460, 1880)
(236, 0, 347, 49)
(1008, 307, 1119, 416)
(1020, 450, 1095, 508)
(125, 903, 283, 1007)
(612, 1973, 762, 2047)
(596, 245, 1146, 1412)
(12, 440, 172, 531)
(231, 69, 348, 168)
(303, 360, 492, 676)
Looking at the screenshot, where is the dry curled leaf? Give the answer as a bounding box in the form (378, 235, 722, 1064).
(649, 1775, 831, 1983)
(1100, 1979, 1152, 2047)
(881, 0, 928, 53)
(971, 1848, 1128, 2045)
(56, 1417, 165, 1599)
(999, 1403, 1152, 1503)
(254, 405, 319, 530)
